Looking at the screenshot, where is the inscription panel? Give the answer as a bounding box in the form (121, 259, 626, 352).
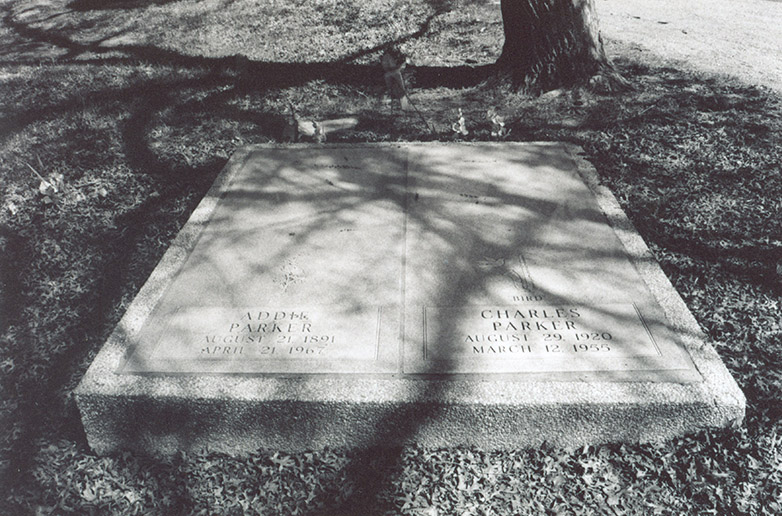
(401, 144, 700, 380)
(425, 303, 657, 359)
(119, 307, 395, 374)
(117, 146, 405, 374)
(403, 303, 697, 378)
(117, 144, 700, 379)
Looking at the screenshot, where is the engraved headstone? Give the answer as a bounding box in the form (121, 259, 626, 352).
(76, 143, 744, 455)
(118, 147, 405, 375)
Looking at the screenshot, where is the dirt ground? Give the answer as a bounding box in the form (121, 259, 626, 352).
(596, 0, 782, 92)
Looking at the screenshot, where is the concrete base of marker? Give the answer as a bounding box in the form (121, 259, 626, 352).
(75, 143, 744, 455)
(78, 378, 742, 456)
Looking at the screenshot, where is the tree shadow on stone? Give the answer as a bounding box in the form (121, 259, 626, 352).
(0, 3, 735, 513)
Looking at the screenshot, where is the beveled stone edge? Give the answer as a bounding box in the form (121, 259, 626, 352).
(561, 142, 745, 412)
(76, 145, 256, 395)
(74, 143, 744, 419)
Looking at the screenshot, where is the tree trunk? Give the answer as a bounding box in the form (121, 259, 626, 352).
(498, 0, 611, 92)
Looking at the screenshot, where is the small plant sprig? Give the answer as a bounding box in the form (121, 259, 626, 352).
(24, 158, 65, 205)
(23, 157, 107, 206)
(452, 108, 469, 137)
(282, 101, 327, 143)
(312, 122, 326, 143)
(487, 107, 510, 139)
(380, 47, 435, 135)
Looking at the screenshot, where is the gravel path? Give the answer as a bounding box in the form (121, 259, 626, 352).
(596, 0, 782, 91)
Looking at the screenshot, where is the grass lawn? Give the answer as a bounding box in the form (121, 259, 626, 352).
(0, 0, 780, 514)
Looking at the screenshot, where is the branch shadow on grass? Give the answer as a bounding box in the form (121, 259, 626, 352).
(4, 0, 498, 84)
(0, 1, 501, 507)
(68, 0, 183, 10)
(2, 2, 762, 513)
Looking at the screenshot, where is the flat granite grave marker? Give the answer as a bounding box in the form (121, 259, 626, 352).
(75, 143, 745, 455)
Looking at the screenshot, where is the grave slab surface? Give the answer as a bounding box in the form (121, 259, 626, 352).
(75, 143, 745, 455)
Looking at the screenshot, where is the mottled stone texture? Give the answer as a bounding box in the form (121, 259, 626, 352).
(75, 143, 744, 456)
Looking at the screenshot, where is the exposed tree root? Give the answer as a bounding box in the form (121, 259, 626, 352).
(587, 65, 634, 93)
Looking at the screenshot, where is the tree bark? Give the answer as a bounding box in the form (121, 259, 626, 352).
(497, 0, 612, 92)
